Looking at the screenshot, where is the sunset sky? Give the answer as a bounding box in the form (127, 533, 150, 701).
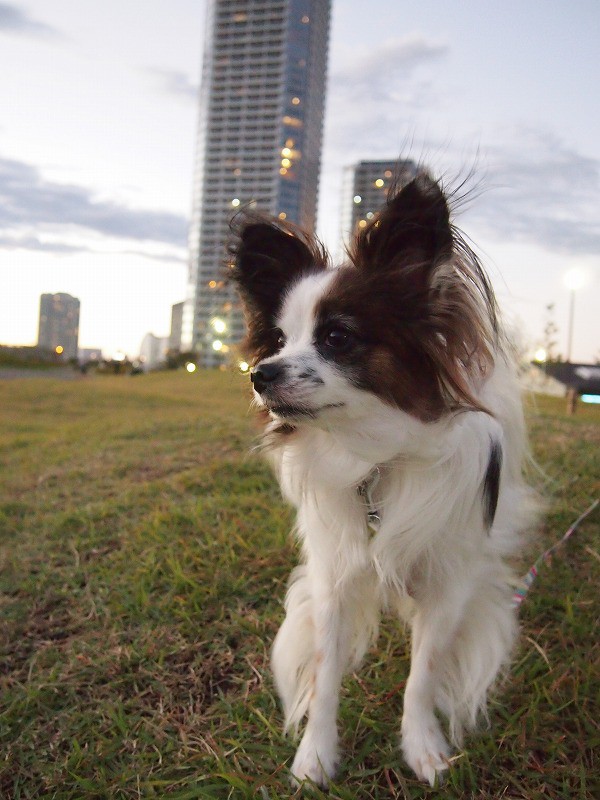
(1, 0, 598, 362)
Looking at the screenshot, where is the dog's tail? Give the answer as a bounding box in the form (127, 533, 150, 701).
(271, 565, 379, 734)
(434, 573, 518, 745)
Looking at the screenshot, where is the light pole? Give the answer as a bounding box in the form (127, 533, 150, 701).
(563, 268, 585, 363)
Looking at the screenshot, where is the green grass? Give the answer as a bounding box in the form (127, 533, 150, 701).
(1, 372, 598, 799)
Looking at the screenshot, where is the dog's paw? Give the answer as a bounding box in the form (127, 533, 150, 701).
(401, 715, 451, 786)
(290, 731, 339, 789)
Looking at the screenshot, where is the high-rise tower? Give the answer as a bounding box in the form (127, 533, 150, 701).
(37, 292, 80, 360)
(340, 159, 418, 249)
(182, 0, 331, 365)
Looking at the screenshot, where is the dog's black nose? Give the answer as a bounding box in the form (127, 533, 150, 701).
(251, 362, 282, 394)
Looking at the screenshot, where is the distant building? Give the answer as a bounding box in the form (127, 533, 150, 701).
(169, 301, 184, 353)
(182, 0, 332, 366)
(340, 159, 417, 248)
(139, 333, 169, 371)
(531, 362, 600, 396)
(37, 293, 80, 359)
(529, 361, 600, 413)
(78, 348, 102, 363)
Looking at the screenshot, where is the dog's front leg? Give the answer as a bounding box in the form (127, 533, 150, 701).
(400, 591, 468, 786)
(290, 588, 350, 788)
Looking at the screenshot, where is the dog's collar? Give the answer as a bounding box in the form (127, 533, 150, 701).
(357, 466, 382, 533)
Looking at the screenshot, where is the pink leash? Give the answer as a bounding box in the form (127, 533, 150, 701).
(512, 498, 598, 608)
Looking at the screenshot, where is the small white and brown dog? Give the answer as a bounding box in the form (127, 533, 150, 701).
(231, 173, 536, 787)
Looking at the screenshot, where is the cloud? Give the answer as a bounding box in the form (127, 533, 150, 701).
(324, 40, 600, 262)
(329, 34, 447, 119)
(146, 68, 198, 102)
(120, 248, 187, 264)
(323, 33, 598, 259)
(322, 35, 449, 171)
(332, 35, 448, 88)
(0, 232, 187, 263)
(0, 233, 85, 254)
(468, 131, 600, 255)
(0, 2, 63, 39)
(0, 155, 188, 248)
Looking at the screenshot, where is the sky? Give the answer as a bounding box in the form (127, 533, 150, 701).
(0, 0, 598, 362)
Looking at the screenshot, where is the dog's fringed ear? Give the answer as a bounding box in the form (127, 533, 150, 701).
(350, 173, 453, 277)
(231, 220, 326, 314)
(230, 217, 329, 361)
(347, 172, 499, 415)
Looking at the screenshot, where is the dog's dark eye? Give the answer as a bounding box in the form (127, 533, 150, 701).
(274, 328, 286, 349)
(323, 327, 353, 351)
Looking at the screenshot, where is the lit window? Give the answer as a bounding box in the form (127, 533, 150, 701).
(231, 198, 240, 207)
(301, 15, 310, 23)
(279, 167, 288, 175)
(291, 96, 300, 105)
(233, 168, 241, 175)
(375, 178, 384, 187)
(278, 212, 287, 220)
(208, 280, 217, 288)
(358, 220, 367, 228)
(281, 157, 291, 168)
(212, 340, 223, 351)
(353, 195, 362, 204)
(285, 138, 294, 148)
(281, 147, 292, 157)
(384, 170, 392, 178)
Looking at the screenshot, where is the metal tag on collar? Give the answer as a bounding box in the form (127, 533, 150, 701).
(357, 466, 382, 533)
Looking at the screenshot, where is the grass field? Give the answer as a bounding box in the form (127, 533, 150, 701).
(1, 370, 598, 799)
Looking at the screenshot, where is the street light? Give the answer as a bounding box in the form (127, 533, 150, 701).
(563, 268, 586, 363)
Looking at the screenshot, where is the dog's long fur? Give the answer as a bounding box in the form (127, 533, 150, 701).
(231, 173, 537, 786)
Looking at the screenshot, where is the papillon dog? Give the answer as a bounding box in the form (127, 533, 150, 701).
(230, 173, 537, 787)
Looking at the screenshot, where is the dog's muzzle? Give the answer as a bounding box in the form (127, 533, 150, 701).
(251, 362, 283, 395)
